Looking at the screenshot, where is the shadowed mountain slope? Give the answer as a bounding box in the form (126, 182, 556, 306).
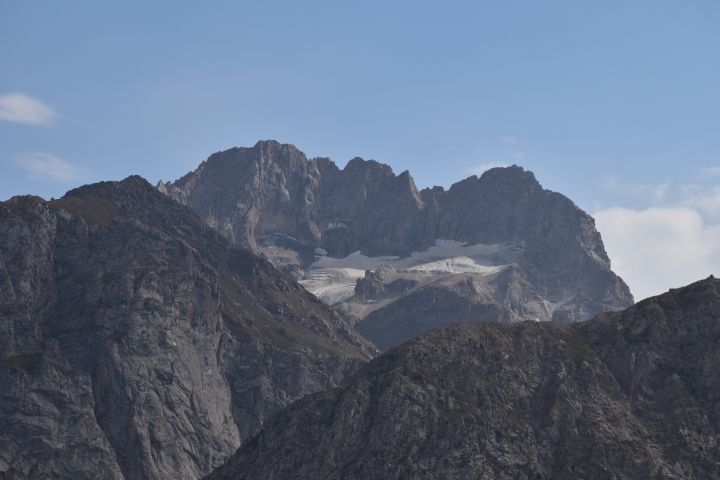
(0, 176, 373, 480)
(207, 277, 720, 480)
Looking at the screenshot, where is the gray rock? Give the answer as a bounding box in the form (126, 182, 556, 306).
(355, 265, 551, 351)
(161, 140, 633, 349)
(0, 177, 373, 480)
(206, 276, 720, 480)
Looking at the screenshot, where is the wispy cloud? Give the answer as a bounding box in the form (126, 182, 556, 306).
(467, 162, 509, 176)
(0, 93, 58, 126)
(682, 185, 720, 221)
(465, 137, 527, 176)
(14, 152, 87, 182)
(603, 166, 720, 218)
(602, 177, 671, 202)
(701, 166, 720, 176)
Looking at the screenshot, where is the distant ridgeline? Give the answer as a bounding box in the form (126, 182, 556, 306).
(1, 141, 711, 480)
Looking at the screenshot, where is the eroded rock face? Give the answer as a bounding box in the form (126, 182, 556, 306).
(352, 265, 553, 351)
(0, 177, 373, 480)
(206, 277, 720, 480)
(161, 140, 633, 349)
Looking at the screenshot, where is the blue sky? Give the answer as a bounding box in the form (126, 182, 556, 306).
(2, 1, 719, 299)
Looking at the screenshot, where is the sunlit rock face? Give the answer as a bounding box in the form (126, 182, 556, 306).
(164, 140, 633, 349)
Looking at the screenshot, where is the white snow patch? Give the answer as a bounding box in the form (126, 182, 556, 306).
(312, 240, 522, 271)
(311, 250, 400, 270)
(299, 268, 367, 304)
(302, 240, 524, 304)
(408, 256, 501, 275)
(326, 221, 349, 229)
(542, 299, 557, 317)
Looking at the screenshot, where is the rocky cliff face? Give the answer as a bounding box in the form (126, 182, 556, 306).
(0, 176, 373, 480)
(352, 265, 555, 351)
(162, 140, 633, 349)
(206, 277, 720, 480)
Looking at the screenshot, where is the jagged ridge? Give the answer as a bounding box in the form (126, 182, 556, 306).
(161, 140, 632, 349)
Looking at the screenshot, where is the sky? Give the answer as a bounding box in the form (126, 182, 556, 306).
(1, 1, 719, 300)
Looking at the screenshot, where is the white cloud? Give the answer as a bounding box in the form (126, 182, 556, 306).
(0, 93, 57, 126)
(683, 185, 720, 220)
(467, 162, 509, 176)
(14, 152, 87, 182)
(602, 177, 671, 202)
(595, 206, 720, 301)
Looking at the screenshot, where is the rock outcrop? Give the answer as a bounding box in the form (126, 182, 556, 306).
(352, 265, 554, 351)
(0, 176, 373, 480)
(161, 140, 633, 349)
(207, 277, 720, 480)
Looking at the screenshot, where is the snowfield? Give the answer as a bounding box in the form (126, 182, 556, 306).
(300, 240, 524, 304)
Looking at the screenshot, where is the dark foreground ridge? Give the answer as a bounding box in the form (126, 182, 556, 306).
(161, 140, 633, 349)
(207, 277, 720, 480)
(0, 176, 374, 480)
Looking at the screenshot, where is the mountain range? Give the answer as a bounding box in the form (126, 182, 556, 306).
(1, 140, 714, 479)
(160, 140, 633, 349)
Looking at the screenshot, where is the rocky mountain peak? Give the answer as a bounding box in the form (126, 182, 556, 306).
(162, 141, 632, 347)
(64, 175, 156, 205)
(343, 156, 395, 178)
(252, 138, 284, 150)
(52, 175, 191, 227)
(251, 139, 309, 168)
(479, 163, 539, 184)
